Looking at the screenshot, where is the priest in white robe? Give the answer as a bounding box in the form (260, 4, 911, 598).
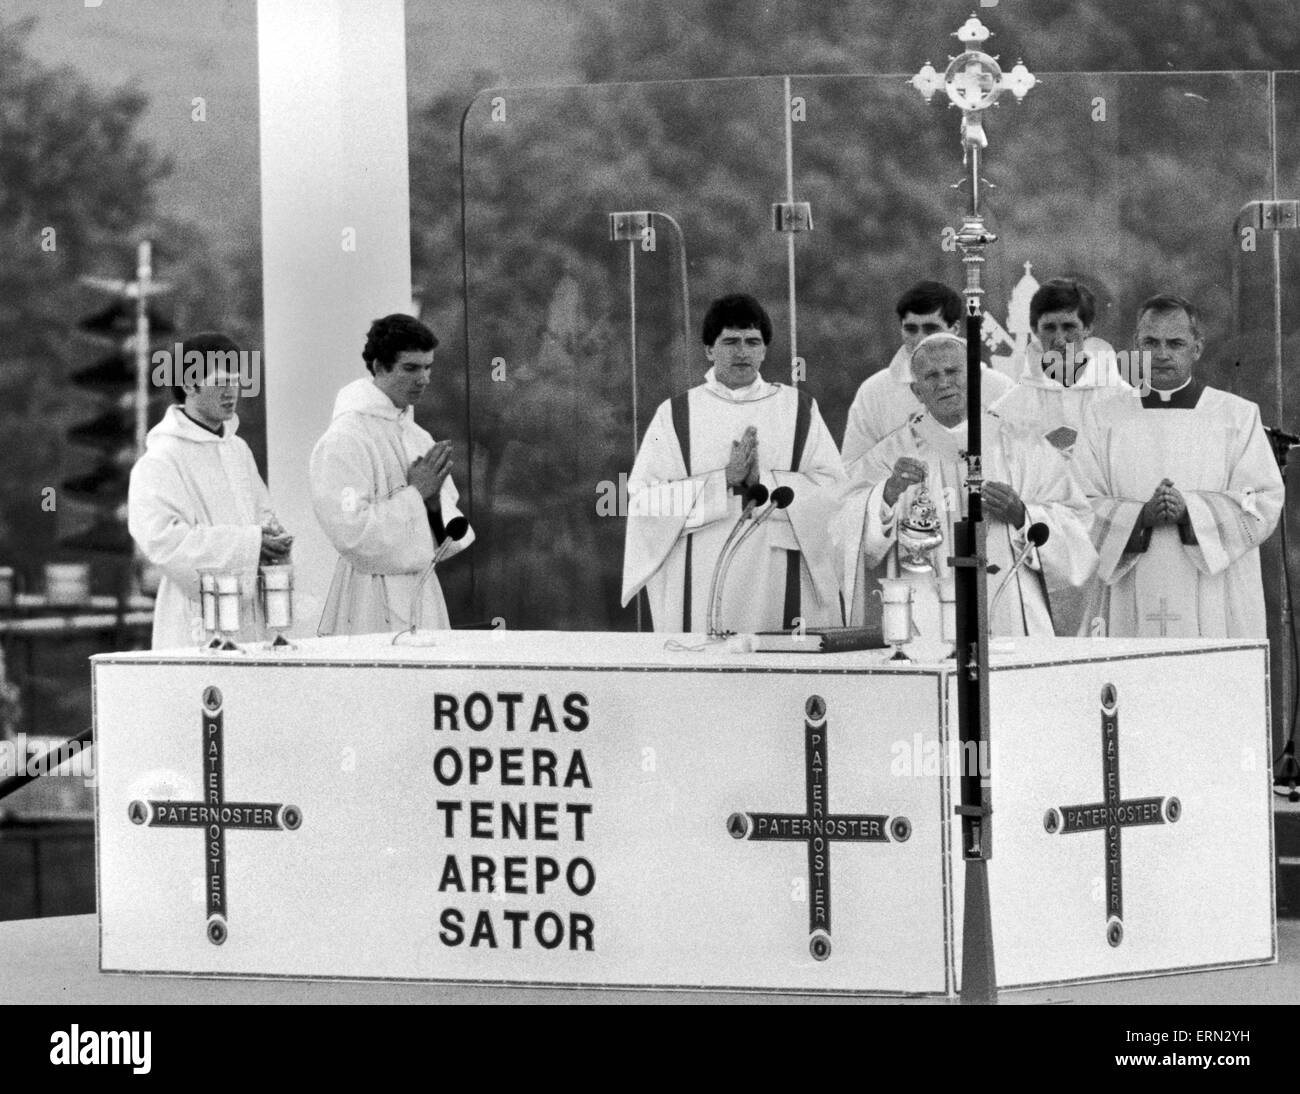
(1072, 294, 1283, 638)
(622, 293, 845, 634)
(989, 277, 1135, 632)
(834, 333, 1099, 637)
(841, 280, 1013, 469)
(310, 314, 473, 636)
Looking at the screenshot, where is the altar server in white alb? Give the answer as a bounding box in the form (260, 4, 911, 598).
(840, 280, 1014, 470)
(622, 293, 845, 633)
(834, 333, 1098, 636)
(310, 314, 473, 636)
(1073, 294, 1283, 638)
(128, 332, 293, 649)
(990, 277, 1134, 633)
(991, 277, 1134, 454)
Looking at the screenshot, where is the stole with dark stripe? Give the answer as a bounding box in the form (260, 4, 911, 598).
(670, 387, 813, 632)
(670, 392, 692, 631)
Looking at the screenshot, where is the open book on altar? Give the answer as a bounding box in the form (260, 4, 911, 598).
(750, 626, 887, 653)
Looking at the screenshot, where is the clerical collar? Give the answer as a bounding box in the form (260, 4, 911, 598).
(702, 366, 774, 403)
(1141, 376, 1202, 410)
(182, 410, 224, 436)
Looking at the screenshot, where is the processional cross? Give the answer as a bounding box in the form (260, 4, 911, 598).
(909, 12, 1037, 1004)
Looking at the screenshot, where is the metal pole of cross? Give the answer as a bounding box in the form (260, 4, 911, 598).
(910, 12, 1037, 1005)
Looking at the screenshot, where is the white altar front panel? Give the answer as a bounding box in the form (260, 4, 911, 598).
(95, 638, 953, 995)
(93, 633, 1273, 995)
(954, 644, 1275, 990)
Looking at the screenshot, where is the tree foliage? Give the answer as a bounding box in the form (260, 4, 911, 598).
(0, 18, 170, 568)
(0, 18, 264, 578)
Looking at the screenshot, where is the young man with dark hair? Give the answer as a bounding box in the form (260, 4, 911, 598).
(990, 277, 1134, 634)
(840, 280, 1014, 468)
(622, 293, 845, 633)
(310, 313, 473, 635)
(127, 332, 291, 649)
(1029, 277, 1095, 350)
(994, 276, 1132, 452)
(1074, 293, 1283, 638)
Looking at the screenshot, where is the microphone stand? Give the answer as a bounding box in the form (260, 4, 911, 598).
(393, 516, 469, 646)
(704, 482, 767, 637)
(987, 524, 1050, 625)
(708, 486, 794, 637)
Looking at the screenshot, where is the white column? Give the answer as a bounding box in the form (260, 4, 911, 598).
(257, 0, 412, 630)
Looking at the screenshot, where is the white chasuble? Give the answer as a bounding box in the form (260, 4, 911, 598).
(621, 371, 845, 634)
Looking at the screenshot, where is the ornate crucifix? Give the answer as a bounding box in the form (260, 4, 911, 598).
(910, 12, 1037, 1004)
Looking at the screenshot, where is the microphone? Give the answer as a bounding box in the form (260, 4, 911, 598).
(434, 515, 470, 565)
(739, 481, 770, 516)
(988, 521, 1049, 623)
(396, 515, 472, 643)
(708, 486, 795, 636)
(1265, 425, 1300, 446)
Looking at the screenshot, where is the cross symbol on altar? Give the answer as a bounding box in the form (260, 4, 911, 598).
(1043, 684, 1180, 947)
(129, 685, 303, 945)
(1144, 597, 1182, 637)
(727, 695, 911, 961)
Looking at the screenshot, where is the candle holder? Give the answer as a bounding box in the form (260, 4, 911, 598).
(213, 571, 245, 652)
(939, 576, 957, 658)
(875, 578, 915, 661)
(259, 565, 296, 650)
(198, 572, 224, 650)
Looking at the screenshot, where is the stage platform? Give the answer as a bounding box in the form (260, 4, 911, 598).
(4, 914, 1297, 1004)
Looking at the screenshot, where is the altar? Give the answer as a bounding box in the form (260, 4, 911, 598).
(90, 631, 1274, 996)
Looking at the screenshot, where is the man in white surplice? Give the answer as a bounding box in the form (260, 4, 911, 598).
(834, 333, 1098, 637)
(128, 332, 293, 649)
(1073, 294, 1283, 638)
(990, 277, 1134, 633)
(621, 293, 845, 634)
(310, 314, 473, 636)
(991, 278, 1134, 456)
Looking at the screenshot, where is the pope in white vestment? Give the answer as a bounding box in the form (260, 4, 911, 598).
(841, 345, 1015, 471)
(311, 376, 473, 636)
(840, 280, 1015, 470)
(129, 405, 278, 649)
(621, 295, 845, 634)
(834, 335, 1099, 637)
(1072, 297, 1284, 639)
